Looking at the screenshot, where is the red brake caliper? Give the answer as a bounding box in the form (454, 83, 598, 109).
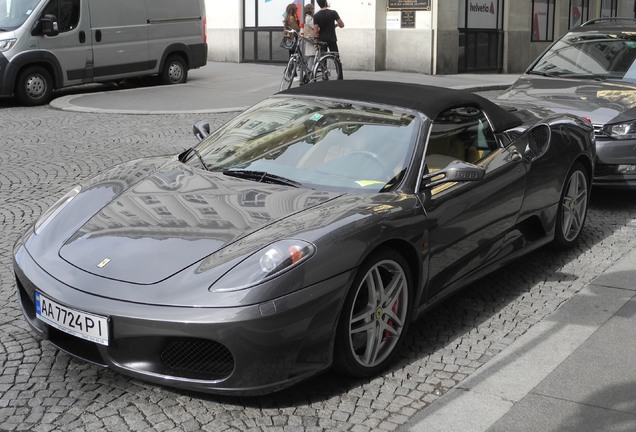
(382, 299, 399, 342)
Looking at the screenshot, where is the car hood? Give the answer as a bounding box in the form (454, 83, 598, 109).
(497, 75, 636, 126)
(58, 164, 342, 285)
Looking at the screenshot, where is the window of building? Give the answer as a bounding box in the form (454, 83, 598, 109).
(569, 0, 589, 28)
(600, 0, 618, 17)
(531, 0, 555, 42)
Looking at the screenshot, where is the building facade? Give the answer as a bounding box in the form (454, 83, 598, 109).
(205, 0, 635, 74)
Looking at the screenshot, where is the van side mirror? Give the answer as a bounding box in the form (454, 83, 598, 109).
(40, 14, 60, 37)
(422, 160, 485, 189)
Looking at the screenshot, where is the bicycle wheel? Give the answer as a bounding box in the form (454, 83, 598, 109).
(313, 55, 343, 82)
(280, 59, 297, 91)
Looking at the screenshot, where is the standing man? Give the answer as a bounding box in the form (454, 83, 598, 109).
(314, 0, 344, 55)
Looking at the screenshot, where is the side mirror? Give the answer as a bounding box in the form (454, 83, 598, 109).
(422, 160, 485, 189)
(40, 14, 59, 37)
(193, 120, 211, 141)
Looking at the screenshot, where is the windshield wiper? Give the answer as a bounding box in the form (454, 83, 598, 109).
(527, 70, 562, 78)
(222, 169, 301, 188)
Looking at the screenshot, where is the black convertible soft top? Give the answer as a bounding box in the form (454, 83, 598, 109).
(280, 80, 522, 133)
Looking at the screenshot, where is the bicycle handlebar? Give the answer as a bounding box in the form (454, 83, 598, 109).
(283, 27, 328, 48)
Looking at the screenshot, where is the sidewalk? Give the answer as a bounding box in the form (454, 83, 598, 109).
(400, 249, 636, 432)
(50, 62, 518, 114)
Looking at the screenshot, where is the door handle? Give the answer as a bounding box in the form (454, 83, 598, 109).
(95, 29, 102, 42)
(79, 30, 85, 43)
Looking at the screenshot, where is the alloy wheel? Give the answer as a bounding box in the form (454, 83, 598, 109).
(347, 259, 409, 368)
(561, 169, 588, 242)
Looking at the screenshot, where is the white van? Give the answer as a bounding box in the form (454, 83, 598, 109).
(0, 0, 207, 105)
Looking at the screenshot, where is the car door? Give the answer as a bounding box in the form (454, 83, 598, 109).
(86, 0, 149, 81)
(420, 106, 527, 298)
(36, 0, 92, 86)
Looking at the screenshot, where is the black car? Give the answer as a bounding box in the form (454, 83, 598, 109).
(14, 80, 594, 395)
(498, 17, 636, 189)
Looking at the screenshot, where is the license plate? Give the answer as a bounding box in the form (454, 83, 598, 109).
(35, 292, 109, 346)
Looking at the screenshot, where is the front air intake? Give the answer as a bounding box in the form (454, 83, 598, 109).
(160, 337, 234, 380)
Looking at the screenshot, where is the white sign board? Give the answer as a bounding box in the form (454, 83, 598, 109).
(459, 1, 499, 30)
(387, 13, 401, 29)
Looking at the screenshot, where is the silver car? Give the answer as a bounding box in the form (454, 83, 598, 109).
(497, 17, 636, 189)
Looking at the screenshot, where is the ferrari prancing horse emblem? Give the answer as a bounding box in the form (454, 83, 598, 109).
(97, 258, 111, 268)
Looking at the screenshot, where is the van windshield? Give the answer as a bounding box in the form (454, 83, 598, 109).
(0, 0, 41, 31)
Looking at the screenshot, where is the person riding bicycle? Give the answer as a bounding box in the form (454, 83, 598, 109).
(314, 0, 344, 56)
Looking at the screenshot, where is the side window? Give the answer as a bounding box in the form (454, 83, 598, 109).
(425, 106, 499, 172)
(40, 0, 80, 32)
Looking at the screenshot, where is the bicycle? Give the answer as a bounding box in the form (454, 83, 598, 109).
(280, 28, 343, 91)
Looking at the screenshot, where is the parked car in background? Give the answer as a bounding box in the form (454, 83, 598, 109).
(0, 0, 207, 106)
(497, 17, 636, 189)
(14, 81, 594, 395)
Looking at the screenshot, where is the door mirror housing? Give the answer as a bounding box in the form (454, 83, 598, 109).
(193, 121, 211, 141)
(39, 14, 60, 37)
(422, 160, 485, 189)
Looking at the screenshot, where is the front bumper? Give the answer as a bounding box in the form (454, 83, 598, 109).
(0, 52, 12, 97)
(593, 138, 636, 189)
(14, 244, 354, 396)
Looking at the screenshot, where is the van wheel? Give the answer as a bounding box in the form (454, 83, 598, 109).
(161, 55, 188, 85)
(15, 66, 54, 106)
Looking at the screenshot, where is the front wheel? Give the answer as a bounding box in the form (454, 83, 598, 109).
(280, 60, 297, 91)
(161, 55, 188, 85)
(333, 249, 412, 377)
(552, 161, 589, 249)
(313, 55, 343, 82)
(15, 66, 53, 106)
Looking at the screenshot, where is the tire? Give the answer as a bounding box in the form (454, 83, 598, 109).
(333, 248, 412, 377)
(552, 161, 590, 249)
(280, 60, 296, 91)
(161, 55, 188, 85)
(313, 55, 342, 82)
(15, 66, 54, 106)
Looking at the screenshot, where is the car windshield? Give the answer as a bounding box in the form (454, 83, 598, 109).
(0, 0, 42, 31)
(188, 96, 421, 193)
(530, 32, 636, 82)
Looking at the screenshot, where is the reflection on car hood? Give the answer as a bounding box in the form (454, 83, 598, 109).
(497, 75, 636, 126)
(59, 165, 340, 284)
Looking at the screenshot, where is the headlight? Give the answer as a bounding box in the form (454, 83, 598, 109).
(211, 239, 315, 292)
(601, 121, 636, 140)
(618, 164, 636, 173)
(0, 39, 17, 52)
(34, 186, 82, 235)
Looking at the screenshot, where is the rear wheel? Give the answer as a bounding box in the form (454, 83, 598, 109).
(161, 55, 188, 85)
(15, 66, 53, 106)
(280, 59, 296, 91)
(334, 249, 412, 377)
(552, 161, 589, 249)
(313, 55, 342, 82)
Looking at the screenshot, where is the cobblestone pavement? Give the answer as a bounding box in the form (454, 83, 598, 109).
(1, 101, 636, 432)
